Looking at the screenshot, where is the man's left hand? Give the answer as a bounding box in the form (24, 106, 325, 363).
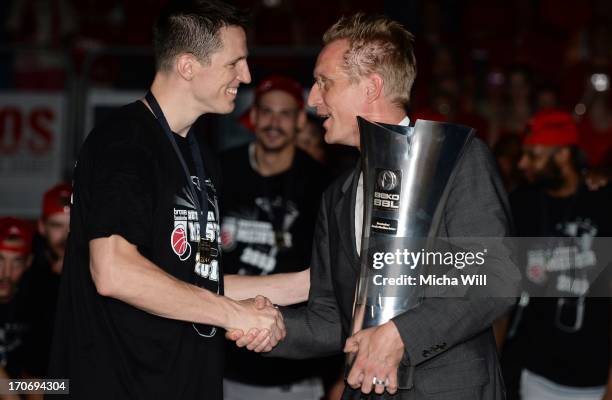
(344, 321, 404, 395)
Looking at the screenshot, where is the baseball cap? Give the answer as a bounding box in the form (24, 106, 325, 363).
(0, 217, 34, 255)
(240, 75, 305, 131)
(42, 183, 72, 219)
(524, 110, 578, 146)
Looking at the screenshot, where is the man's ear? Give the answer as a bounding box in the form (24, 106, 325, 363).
(365, 73, 384, 103)
(176, 53, 196, 81)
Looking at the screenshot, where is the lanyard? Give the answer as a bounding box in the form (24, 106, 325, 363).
(248, 142, 294, 248)
(145, 91, 209, 240)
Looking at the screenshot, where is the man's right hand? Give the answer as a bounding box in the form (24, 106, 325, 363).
(225, 295, 285, 352)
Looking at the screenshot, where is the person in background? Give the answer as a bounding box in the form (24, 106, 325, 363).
(493, 134, 524, 194)
(578, 91, 612, 190)
(36, 183, 71, 275)
(21, 183, 71, 380)
(0, 217, 34, 382)
(296, 113, 326, 164)
(221, 75, 328, 400)
(503, 109, 611, 400)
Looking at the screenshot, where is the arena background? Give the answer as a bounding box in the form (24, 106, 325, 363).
(1, 0, 611, 217)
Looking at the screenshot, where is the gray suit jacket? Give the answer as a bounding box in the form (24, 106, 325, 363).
(269, 138, 520, 399)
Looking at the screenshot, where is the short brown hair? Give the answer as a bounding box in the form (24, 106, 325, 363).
(153, 0, 248, 72)
(323, 13, 417, 108)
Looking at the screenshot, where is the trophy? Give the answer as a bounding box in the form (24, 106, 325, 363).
(347, 117, 474, 389)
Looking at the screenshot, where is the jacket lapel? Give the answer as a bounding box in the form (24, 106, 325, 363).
(334, 163, 361, 273)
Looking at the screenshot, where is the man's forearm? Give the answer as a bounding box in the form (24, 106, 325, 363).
(90, 235, 239, 329)
(225, 269, 310, 306)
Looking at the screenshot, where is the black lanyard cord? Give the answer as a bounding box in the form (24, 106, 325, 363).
(145, 91, 209, 237)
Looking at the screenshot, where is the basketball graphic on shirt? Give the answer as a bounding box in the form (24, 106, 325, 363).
(171, 225, 191, 261)
(220, 217, 237, 251)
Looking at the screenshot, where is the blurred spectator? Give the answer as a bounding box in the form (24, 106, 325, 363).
(505, 66, 533, 136)
(22, 183, 71, 379)
(493, 134, 524, 194)
(296, 113, 357, 180)
(578, 92, 612, 167)
(0, 217, 34, 379)
(560, 21, 612, 108)
(480, 66, 533, 146)
(501, 110, 611, 400)
(37, 183, 71, 274)
(296, 113, 326, 164)
(478, 67, 506, 146)
(220, 75, 328, 400)
(415, 75, 489, 143)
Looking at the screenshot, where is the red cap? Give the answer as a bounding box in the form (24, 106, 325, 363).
(254, 75, 304, 109)
(524, 110, 578, 146)
(0, 217, 34, 255)
(42, 183, 72, 219)
(240, 75, 304, 131)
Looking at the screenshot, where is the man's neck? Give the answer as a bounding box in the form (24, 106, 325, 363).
(146, 75, 201, 137)
(546, 168, 580, 198)
(251, 143, 295, 177)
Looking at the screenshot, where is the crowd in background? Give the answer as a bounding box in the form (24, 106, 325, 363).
(1, 1, 611, 172)
(0, 1, 611, 399)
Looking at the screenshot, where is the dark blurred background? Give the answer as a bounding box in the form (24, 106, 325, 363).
(1, 0, 612, 216)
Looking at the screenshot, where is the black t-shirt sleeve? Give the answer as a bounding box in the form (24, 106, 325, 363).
(85, 132, 154, 248)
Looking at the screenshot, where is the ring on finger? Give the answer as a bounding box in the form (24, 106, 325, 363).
(372, 377, 387, 386)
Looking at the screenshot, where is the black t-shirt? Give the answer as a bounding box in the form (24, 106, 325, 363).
(509, 184, 612, 387)
(220, 144, 327, 385)
(21, 236, 61, 378)
(49, 102, 224, 400)
(0, 272, 33, 378)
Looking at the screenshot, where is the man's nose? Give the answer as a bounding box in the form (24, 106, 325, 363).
(307, 83, 321, 108)
(239, 61, 252, 84)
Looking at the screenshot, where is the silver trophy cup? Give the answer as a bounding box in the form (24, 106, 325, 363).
(347, 116, 474, 389)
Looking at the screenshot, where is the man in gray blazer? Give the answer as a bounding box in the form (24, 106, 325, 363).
(229, 13, 519, 399)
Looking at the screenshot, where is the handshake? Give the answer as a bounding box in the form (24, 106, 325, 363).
(224, 295, 285, 353)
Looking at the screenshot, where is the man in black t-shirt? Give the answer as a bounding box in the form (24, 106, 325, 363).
(21, 183, 71, 378)
(0, 217, 34, 380)
(505, 110, 612, 399)
(48, 2, 285, 399)
(221, 75, 328, 399)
